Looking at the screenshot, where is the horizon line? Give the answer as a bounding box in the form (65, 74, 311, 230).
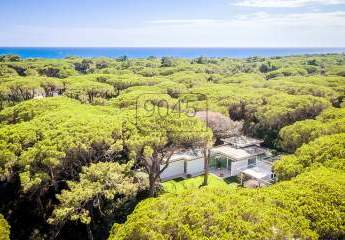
(1, 46, 345, 49)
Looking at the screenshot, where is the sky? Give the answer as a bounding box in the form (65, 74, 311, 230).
(1, 0, 345, 47)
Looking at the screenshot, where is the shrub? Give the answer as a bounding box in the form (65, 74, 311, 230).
(0, 214, 10, 240)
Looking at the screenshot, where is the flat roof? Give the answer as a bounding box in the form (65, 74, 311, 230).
(222, 136, 263, 148)
(211, 145, 267, 161)
(242, 166, 271, 179)
(168, 149, 202, 163)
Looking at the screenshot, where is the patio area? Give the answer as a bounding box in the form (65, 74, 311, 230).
(240, 160, 276, 187)
(209, 168, 232, 178)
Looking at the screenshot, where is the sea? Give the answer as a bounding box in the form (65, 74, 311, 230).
(0, 47, 344, 59)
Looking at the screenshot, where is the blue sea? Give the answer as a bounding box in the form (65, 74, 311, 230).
(0, 47, 344, 59)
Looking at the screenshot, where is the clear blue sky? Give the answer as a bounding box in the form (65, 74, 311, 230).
(1, 0, 345, 47)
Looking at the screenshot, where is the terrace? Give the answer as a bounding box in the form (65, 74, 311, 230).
(209, 157, 275, 183)
(160, 136, 279, 186)
(222, 136, 264, 148)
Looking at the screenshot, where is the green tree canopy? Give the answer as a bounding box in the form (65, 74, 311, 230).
(0, 97, 123, 192)
(274, 133, 345, 180)
(110, 167, 345, 240)
(279, 107, 345, 152)
(48, 162, 148, 239)
(0, 214, 10, 240)
(123, 108, 213, 195)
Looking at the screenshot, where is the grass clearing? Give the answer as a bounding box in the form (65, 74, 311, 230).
(162, 174, 237, 194)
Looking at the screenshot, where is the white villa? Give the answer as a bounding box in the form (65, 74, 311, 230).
(160, 136, 277, 185)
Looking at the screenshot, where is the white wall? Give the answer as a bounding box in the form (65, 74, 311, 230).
(160, 160, 185, 180)
(231, 159, 249, 176)
(186, 158, 204, 175)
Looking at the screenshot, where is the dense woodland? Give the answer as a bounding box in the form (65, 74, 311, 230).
(0, 53, 344, 240)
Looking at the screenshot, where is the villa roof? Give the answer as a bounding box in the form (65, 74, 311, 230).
(169, 149, 202, 163)
(165, 135, 267, 163)
(210, 145, 267, 161)
(242, 166, 271, 179)
(222, 136, 263, 148)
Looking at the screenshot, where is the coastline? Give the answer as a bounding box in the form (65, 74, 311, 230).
(1, 47, 345, 59)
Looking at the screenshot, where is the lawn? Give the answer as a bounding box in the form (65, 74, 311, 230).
(162, 174, 237, 194)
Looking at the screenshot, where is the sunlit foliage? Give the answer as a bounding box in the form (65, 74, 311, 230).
(0, 214, 10, 240)
(1, 53, 345, 239)
(279, 107, 345, 152)
(274, 133, 345, 180)
(109, 167, 345, 240)
(48, 162, 148, 238)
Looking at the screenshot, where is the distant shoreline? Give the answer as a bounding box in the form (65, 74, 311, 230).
(0, 47, 345, 59)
